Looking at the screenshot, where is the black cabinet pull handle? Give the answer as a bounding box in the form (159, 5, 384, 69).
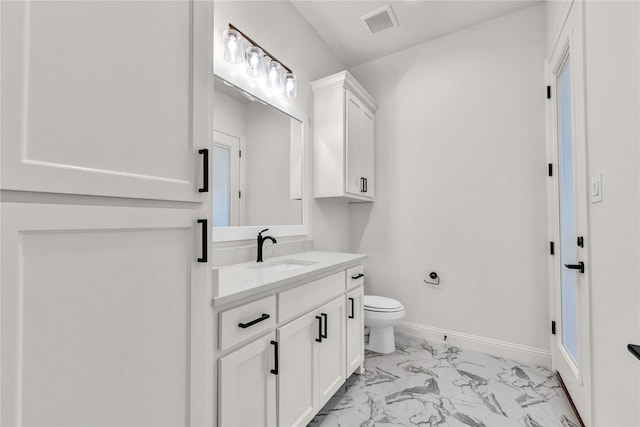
(198, 149, 209, 193)
(360, 177, 365, 192)
(564, 262, 584, 274)
(364, 177, 368, 193)
(628, 344, 640, 361)
(348, 297, 355, 319)
(351, 273, 364, 280)
(197, 219, 207, 262)
(315, 316, 323, 343)
(237, 313, 270, 329)
(270, 340, 279, 375)
(321, 313, 328, 339)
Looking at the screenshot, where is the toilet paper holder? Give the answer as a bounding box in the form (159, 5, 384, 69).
(424, 272, 440, 286)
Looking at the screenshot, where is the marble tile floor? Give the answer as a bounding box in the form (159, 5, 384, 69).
(309, 334, 580, 427)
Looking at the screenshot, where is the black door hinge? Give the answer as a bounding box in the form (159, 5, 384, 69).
(577, 236, 584, 248)
(238, 191, 242, 198)
(550, 241, 555, 255)
(547, 85, 551, 99)
(551, 321, 556, 335)
(239, 150, 242, 158)
(548, 163, 553, 177)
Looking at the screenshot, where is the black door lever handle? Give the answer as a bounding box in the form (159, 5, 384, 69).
(564, 262, 585, 274)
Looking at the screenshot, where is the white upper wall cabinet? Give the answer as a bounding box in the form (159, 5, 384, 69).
(312, 71, 378, 201)
(0, 1, 210, 202)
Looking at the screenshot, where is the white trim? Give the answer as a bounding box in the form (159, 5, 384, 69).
(311, 70, 379, 113)
(547, 0, 574, 59)
(396, 321, 552, 368)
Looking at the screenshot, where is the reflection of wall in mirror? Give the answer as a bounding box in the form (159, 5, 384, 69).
(245, 103, 301, 226)
(212, 87, 303, 226)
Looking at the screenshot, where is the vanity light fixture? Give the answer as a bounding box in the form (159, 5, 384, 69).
(245, 45, 265, 77)
(222, 23, 297, 98)
(265, 58, 283, 89)
(222, 28, 244, 64)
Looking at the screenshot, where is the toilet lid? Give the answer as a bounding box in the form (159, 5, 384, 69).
(364, 295, 404, 312)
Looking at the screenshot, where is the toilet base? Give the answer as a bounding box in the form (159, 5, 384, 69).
(365, 325, 396, 354)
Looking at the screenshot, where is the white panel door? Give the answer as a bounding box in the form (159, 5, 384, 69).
(346, 286, 364, 376)
(0, 1, 210, 202)
(219, 332, 277, 427)
(316, 296, 346, 409)
(0, 203, 211, 426)
(546, 1, 591, 423)
(277, 311, 317, 427)
(345, 92, 365, 196)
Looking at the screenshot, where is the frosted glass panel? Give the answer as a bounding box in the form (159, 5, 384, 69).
(213, 145, 231, 227)
(557, 57, 578, 365)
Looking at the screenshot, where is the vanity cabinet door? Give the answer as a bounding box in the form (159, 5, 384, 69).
(316, 296, 347, 409)
(0, 1, 210, 202)
(346, 285, 365, 376)
(277, 311, 318, 427)
(219, 332, 277, 427)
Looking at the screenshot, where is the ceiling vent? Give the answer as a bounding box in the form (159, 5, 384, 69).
(360, 5, 399, 35)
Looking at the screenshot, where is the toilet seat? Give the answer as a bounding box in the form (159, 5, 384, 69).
(364, 295, 404, 313)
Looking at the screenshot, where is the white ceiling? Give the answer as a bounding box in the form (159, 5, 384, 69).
(291, 0, 541, 68)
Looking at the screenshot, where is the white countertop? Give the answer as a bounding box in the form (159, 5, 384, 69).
(213, 251, 367, 307)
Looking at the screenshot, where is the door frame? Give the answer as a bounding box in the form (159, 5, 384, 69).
(545, 0, 592, 423)
(212, 130, 245, 227)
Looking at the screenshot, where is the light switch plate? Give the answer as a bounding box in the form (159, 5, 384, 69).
(591, 174, 602, 203)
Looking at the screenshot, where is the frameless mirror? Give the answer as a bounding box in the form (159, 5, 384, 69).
(212, 74, 308, 242)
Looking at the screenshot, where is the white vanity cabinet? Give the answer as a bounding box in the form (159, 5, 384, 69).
(346, 285, 365, 375)
(219, 332, 277, 427)
(312, 71, 378, 201)
(278, 295, 346, 425)
(214, 256, 366, 427)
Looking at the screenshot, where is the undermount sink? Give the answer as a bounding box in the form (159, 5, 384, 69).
(249, 259, 317, 273)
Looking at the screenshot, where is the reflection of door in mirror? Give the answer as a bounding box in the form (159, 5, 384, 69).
(212, 130, 244, 227)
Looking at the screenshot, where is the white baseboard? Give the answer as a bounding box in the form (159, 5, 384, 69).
(396, 321, 552, 368)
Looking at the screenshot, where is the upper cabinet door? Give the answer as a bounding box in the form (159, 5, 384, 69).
(345, 92, 366, 196)
(361, 107, 375, 198)
(0, 1, 210, 201)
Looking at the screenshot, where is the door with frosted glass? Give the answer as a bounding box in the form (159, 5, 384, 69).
(547, 2, 591, 423)
(212, 131, 242, 227)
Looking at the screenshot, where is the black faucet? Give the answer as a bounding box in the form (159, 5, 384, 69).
(256, 228, 277, 262)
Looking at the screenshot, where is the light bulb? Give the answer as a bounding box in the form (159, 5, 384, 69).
(223, 29, 243, 64)
(283, 73, 297, 98)
(245, 46, 264, 77)
(265, 59, 283, 89)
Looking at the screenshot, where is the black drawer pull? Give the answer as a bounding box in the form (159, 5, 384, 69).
(564, 262, 585, 274)
(321, 313, 328, 339)
(360, 177, 366, 193)
(364, 177, 368, 193)
(351, 273, 364, 280)
(315, 316, 323, 343)
(270, 340, 279, 375)
(348, 297, 355, 319)
(238, 313, 270, 329)
(198, 148, 209, 193)
(197, 219, 207, 263)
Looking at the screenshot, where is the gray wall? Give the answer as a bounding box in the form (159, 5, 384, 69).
(349, 5, 549, 351)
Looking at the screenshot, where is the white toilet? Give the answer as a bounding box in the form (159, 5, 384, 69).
(363, 295, 405, 354)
